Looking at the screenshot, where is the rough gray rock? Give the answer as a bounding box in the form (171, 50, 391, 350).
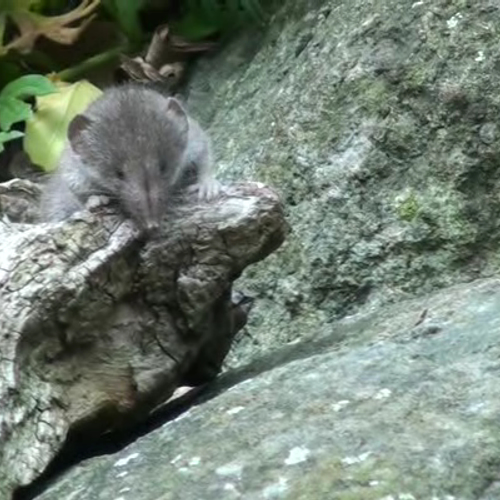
(184, 0, 500, 365)
(31, 276, 500, 500)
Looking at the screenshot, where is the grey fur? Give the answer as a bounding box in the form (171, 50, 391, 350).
(40, 85, 219, 230)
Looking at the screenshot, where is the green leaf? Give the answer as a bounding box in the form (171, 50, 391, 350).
(0, 0, 36, 10)
(101, 0, 145, 43)
(171, 13, 220, 41)
(0, 97, 32, 131)
(0, 13, 6, 46)
(200, 0, 222, 23)
(100, 0, 117, 17)
(1, 75, 57, 101)
(29, 0, 69, 14)
(0, 130, 24, 153)
(173, 0, 265, 40)
(24, 80, 102, 171)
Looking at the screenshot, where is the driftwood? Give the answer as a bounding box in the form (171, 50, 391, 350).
(0, 179, 287, 499)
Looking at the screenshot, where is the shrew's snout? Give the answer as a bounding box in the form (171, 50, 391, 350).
(130, 204, 162, 233)
(119, 165, 165, 233)
(144, 219, 160, 234)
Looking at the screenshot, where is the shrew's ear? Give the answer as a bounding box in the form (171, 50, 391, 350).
(67, 114, 92, 155)
(166, 97, 189, 138)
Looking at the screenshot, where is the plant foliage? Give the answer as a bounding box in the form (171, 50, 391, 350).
(0, 74, 56, 152)
(24, 80, 102, 170)
(0, 0, 267, 166)
(0, 0, 100, 56)
(101, 0, 146, 44)
(174, 0, 265, 40)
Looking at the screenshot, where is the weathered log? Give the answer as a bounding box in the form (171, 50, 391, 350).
(0, 179, 287, 499)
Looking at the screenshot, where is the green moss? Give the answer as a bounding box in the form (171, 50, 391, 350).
(347, 77, 393, 115)
(398, 192, 419, 222)
(286, 455, 418, 500)
(402, 64, 435, 93)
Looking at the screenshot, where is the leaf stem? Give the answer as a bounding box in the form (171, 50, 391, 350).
(55, 44, 129, 81)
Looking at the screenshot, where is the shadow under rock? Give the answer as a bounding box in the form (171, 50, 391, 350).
(14, 325, 349, 500)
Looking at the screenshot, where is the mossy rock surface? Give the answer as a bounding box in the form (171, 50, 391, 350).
(185, 0, 500, 364)
(34, 277, 500, 500)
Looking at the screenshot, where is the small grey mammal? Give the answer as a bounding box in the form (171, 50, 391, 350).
(40, 84, 220, 231)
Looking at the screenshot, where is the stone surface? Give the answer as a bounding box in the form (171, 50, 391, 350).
(31, 277, 500, 500)
(185, 0, 500, 365)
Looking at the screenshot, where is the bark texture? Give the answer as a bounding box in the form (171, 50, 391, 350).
(0, 179, 287, 498)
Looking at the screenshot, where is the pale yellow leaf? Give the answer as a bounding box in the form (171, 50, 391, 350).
(24, 80, 102, 171)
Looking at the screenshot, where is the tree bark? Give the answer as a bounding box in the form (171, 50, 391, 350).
(0, 179, 287, 499)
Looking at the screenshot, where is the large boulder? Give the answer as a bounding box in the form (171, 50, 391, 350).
(30, 276, 500, 500)
(186, 0, 500, 365)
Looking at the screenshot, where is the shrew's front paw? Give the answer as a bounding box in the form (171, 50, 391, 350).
(187, 178, 222, 201)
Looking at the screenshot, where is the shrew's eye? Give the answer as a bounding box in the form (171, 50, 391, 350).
(116, 168, 124, 180)
(159, 160, 168, 174)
